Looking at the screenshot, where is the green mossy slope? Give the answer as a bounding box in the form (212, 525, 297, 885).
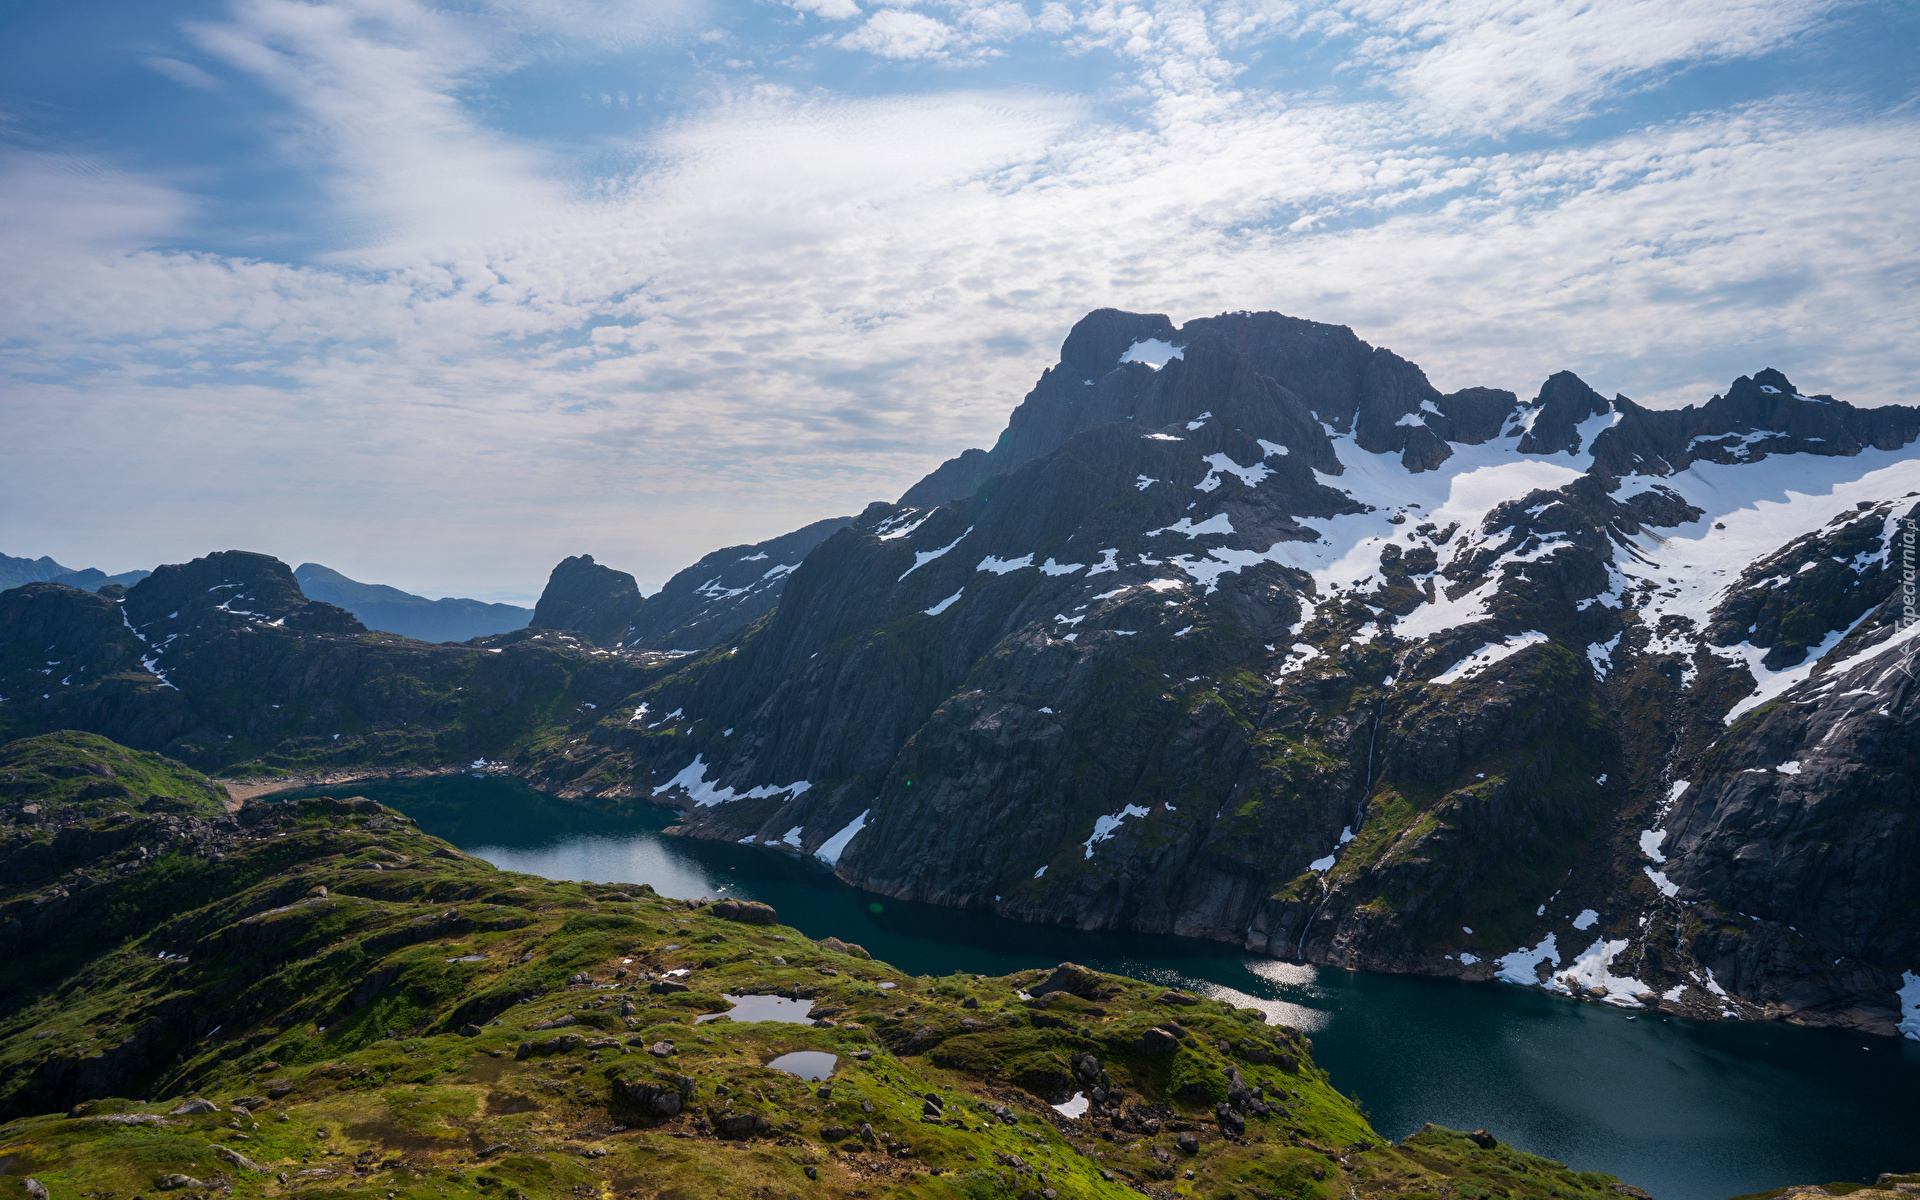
(0, 733, 1663, 1199)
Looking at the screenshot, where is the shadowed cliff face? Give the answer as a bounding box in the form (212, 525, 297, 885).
(5, 309, 1918, 1043)
(528, 310, 1920, 1039)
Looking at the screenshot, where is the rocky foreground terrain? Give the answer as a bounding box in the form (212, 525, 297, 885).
(0, 729, 1791, 1200)
(2, 308, 1917, 1045)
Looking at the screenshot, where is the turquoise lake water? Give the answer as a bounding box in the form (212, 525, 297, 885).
(276, 773, 1920, 1200)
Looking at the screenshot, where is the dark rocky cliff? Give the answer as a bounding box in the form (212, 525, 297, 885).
(517, 310, 1920, 1039)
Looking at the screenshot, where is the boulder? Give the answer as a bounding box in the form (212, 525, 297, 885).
(715, 1112, 771, 1139)
(820, 937, 871, 960)
(168, 1098, 218, 1115)
(1469, 1128, 1498, 1149)
(214, 1143, 265, 1172)
(155, 1177, 205, 1191)
(1031, 962, 1106, 1000)
(1133, 1027, 1179, 1055)
(614, 1079, 683, 1118)
(1176, 1132, 1199, 1155)
(650, 980, 690, 994)
(1156, 991, 1201, 1007)
(711, 900, 778, 926)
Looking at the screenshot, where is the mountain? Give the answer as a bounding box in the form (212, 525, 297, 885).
(3, 309, 1917, 1045)
(48, 567, 151, 591)
(294, 561, 532, 642)
(0, 730, 1721, 1198)
(0, 549, 654, 774)
(1, 553, 149, 593)
(0, 554, 72, 592)
(526, 516, 852, 652)
(523, 310, 1920, 1040)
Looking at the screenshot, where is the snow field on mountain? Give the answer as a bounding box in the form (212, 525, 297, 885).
(1609, 448, 1920, 717)
(1256, 433, 1586, 644)
(1901, 972, 1920, 1041)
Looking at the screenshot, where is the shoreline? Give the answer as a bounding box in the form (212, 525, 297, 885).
(215, 763, 469, 803)
(213, 764, 1911, 1042)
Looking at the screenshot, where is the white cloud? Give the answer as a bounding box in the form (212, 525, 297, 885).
(1337, 0, 1833, 133)
(789, 0, 863, 19)
(840, 10, 957, 58)
(144, 56, 224, 90)
(1, 0, 1913, 597)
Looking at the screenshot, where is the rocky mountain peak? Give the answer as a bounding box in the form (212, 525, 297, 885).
(122, 550, 309, 629)
(528, 554, 644, 645)
(1518, 370, 1613, 456)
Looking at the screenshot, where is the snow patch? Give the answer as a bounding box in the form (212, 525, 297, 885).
(650, 756, 811, 808)
(898, 527, 973, 580)
(1431, 633, 1548, 685)
(1559, 937, 1650, 1005)
(1587, 633, 1621, 678)
(1495, 934, 1560, 986)
(1040, 557, 1086, 576)
(814, 810, 870, 867)
(1051, 1092, 1089, 1118)
(1121, 339, 1182, 369)
(1899, 971, 1920, 1041)
(977, 554, 1035, 575)
(1639, 829, 1667, 863)
(924, 591, 963, 616)
(876, 511, 931, 541)
(1644, 867, 1679, 897)
(1147, 514, 1233, 539)
(1083, 804, 1151, 858)
(1572, 909, 1599, 931)
(1195, 453, 1272, 493)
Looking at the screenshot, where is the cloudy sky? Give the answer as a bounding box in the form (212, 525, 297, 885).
(3, 0, 1915, 599)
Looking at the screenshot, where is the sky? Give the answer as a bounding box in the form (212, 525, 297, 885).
(2, 0, 1916, 601)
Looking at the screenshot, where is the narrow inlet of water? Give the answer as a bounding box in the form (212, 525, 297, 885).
(275, 773, 1920, 1200)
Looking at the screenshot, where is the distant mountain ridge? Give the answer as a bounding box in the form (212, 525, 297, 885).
(528, 515, 853, 652)
(0, 553, 147, 594)
(294, 562, 531, 643)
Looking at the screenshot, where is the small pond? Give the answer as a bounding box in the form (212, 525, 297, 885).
(693, 994, 816, 1025)
(765, 1051, 837, 1081)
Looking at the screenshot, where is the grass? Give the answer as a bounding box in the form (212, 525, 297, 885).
(0, 732, 1679, 1199)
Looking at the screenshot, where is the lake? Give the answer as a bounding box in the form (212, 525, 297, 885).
(276, 773, 1920, 1200)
